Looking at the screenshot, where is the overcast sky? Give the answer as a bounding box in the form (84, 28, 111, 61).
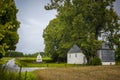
(14, 0, 120, 54)
(15, 0, 57, 54)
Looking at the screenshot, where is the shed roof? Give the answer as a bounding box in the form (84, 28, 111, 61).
(68, 44, 82, 53)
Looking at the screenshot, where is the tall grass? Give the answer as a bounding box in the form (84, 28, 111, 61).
(35, 66, 120, 80)
(0, 65, 37, 80)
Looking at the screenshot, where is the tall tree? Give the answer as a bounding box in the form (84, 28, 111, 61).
(43, 18, 71, 62)
(0, 0, 20, 56)
(44, 0, 120, 64)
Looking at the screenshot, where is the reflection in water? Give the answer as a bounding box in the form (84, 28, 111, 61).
(3, 58, 45, 72)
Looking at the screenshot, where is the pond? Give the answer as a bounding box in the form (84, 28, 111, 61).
(3, 58, 45, 72)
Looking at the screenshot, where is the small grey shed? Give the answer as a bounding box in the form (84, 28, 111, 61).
(97, 43, 115, 65)
(67, 44, 87, 64)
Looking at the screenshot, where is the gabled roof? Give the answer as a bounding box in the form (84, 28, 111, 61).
(68, 44, 82, 53)
(100, 43, 112, 50)
(37, 54, 42, 58)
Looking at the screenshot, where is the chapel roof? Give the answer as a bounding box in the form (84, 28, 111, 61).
(68, 44, 82, 53)
(100, 43, 112, 50)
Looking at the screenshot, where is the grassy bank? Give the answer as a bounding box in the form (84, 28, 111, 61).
(15, 57, 82, 67)
(0, 66, 37, 80)
(34, 66, 120, 80)
(0, 57, 37, 80)
(0, 57, 12, 65)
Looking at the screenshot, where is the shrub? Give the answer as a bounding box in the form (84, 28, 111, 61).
(42, 58, 53, 63)
(90, 57, 102, 65)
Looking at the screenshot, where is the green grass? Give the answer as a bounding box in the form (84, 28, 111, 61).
(2, 57, 120, 80)
(0, 66, 37, 80)
(21, 71, 37, 80)
(0, 57, 12, 65)
(17, 62, 76, 67)
(15, 57, 83, 67)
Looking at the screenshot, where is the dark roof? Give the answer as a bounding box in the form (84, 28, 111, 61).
(101, 43, 110, 49)
(68, 44, 82, 53)
(100, 49, 115, 62)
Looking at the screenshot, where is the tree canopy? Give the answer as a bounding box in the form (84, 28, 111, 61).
(44, 0, 120, 64)
(0, 0, 20, 56)
(43, 18, 70, 62)
(5, 51, 23, 57)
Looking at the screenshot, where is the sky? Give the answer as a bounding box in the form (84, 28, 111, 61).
(113, 0, 120, 17)
(14, 0, 120, 54)
(14, 0, 57, 54)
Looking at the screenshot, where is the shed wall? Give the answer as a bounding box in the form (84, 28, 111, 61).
(67, 53, 86, 64)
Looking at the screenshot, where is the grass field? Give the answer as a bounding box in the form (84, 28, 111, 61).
(1, 57, 120, 80)
(34, 66, 120, 80)
(15, 57, 82, 67)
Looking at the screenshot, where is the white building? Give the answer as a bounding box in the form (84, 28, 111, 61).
(36, 54, 42, 62)
(67, 45, 87, 64)
(67, 44, 115, 65)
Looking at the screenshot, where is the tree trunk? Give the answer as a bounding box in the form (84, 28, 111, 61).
(86, 56, 93, 65)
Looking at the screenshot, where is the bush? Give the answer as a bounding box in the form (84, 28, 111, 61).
(42, 58, 53, 63)
(90, 57, 102, 65)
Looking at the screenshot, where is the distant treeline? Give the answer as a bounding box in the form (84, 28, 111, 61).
(24, 52, 44, 57)
(5, 51, 24, 57)
(5, 51, 44, 57)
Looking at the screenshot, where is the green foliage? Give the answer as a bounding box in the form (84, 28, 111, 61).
(5, 51, 23, 57)
(0, 53, 3, 59)
(90, 57, 102, 66)
(115, 45, 120, 63)
(44, 0, 119, 64)
(17, 60, 53, 67)
(15, 57, 80, 67)
(24, 52, 44, 57)
(43, 18, 70, 62)
(0, 57, 12, 65)
(0, 66, 37, 80)
(0, 44, 6, 56)
(0, 0, 20, 56)
(42, 57, 53, 63)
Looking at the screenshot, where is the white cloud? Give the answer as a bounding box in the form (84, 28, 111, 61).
(27, 19, 40, 26)
(15, 0, 57, 54)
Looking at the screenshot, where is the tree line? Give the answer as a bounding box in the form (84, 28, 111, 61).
(4, 51, 44, 57)
(43, 0, 120, 64)
(5, 51, 23, 57)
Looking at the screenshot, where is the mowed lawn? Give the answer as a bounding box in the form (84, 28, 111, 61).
(34, 66, 120, 80)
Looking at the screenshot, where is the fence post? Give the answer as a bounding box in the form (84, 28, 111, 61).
(25, 71, 27, 80)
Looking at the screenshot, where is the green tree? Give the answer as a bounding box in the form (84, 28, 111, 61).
(5, 51, 23, 57)
(44, 0, 120, 64)
(0, 0, 20, 56)
(0, 53, 3, 59)
(43, 18, 70, 62)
